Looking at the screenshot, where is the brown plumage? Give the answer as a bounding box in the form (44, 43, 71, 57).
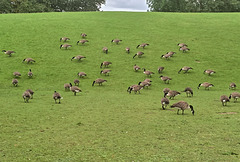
(161, 97, 170, 110)
(100, 61, 112, 68)
(23, 58, 35, 64)
(26, 89, 34, 99)
(136, 43, 149, 49)
(125, 47, 130, 54)
(81, 33, 87, 38)
(165, 90, 181, 99)
(92, 78, 107, 86)
(220, 95, 230, 106)
(111, 39, 122, 44)
(138, 81, 151, 88)
(144, 79, 152, 83)
(133, 64, 141, 71)
(2, 50, 15, 57)
(64, 83, 70, 91)
(197, 82, 214, 90)
(69, 83, 82, 96)
(129, 85, 144, 94)
(143, 68, 154, 77)
(60, 37, 70, 42)
(12, 79, 18, 86)
(77, 39, 89, 45)
(22, 91, 31, 103)
(60, 44, 72, 49)
(127, 85, 138, 93)
(229, 92, 240, 102)
(179, 46, 190, 52)
(71, 55, 86, 61)
(102, 47, 108, 54)
(133, 51, 144, 59)
(166, 51, 176, 57)
(158, 66, 164, 73)
(13, 72, 21, 77)
(170, 101, 194, 115)
(203, 69, 216, 75)
(163, 88, 170, 96)
(74, 79, 80, 86)
(100, 69, 111, 76)
(182, 87, 193, 97)
(53, 91, 62, 103)
(177, 43, 188, 47)
(178, 66, 193, 74)
(77, 72, 87, 78)
(28, 69, 33, 78)
(229, 83, 236, 89)
(161, 53, 172, 59)
(160, 75, 172, 84)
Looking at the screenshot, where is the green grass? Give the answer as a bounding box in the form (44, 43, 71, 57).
(0, 12, 240, 161)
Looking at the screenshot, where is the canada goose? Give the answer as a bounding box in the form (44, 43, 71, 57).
(165, 90, 181, 99)
(53, 91, 62, 104)
(170, 101, 194, 115)
(69, 83, 82, 95)
(229, 83, 237, 90)
(71, 55, 86, 61)
(133, 64, 141, 71)
(60, 44, 72, 49)
(129, 85, 144, 94)
(26, 89, 34, 99)
(177, 43, 188, 47)
(92, 78, 107, 86)
(77, 39, 89, 45)
(161, 53, 172, 59)
(159, 75, 172, 84)
(178, 66, 193, 74)
(125, 47, 130, 54)
(138, 81, 151, 88)
(102, 47, 108, 54)
(100, 61, 112, 68)
(144, 79, 152, 83)
(22, 91, 31, 103)
(179, 46, 190, 52)
(133, 51, 144, 58)
(127, 85, 138, 93)
(74, 79, 80, 86)
(60, 37, 70, 42)
(182, 87, 193, 97)
(229, 92, 240, 102)
(136, 43, 149, 49)
(81, 33, 87, 38)
(22, 58, 35, 63)
(28, 69, 33, 78)
(100, 69, 111, 76)
(163, 88, 170, 97)
(142, 68, 154, 77)
(158, 66, 164, 73)
(111, 39, 122, 44)
(77, 72, 87, 78)
(12, 79, 18, 86)
(203, 69, 216, 75)
(13, 72, 21, 77)
(64, 83, 70, 91)
(161, 97, 170, 110)
(197, 82, 214, 90)
(220, 95, 230, 106)
(2, 50, 15, 57)
(166, 51, 176, 56)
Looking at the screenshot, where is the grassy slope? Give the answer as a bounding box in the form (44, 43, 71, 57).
(0, 12, 240, 161)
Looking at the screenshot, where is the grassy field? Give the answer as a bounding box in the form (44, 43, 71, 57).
(0, 11, 240, 161)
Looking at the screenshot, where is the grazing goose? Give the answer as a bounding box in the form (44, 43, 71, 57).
(229, 83, 237, 90)
(197, 82, 214, 90)
(23, 58, 35, 64)
(64, 83, 70, 91)
(142, 68, 154, 77)
(77, 39, 89, 45)
(102, 47, 108, 54)
(81, 33, 87, 38)
(111, 39, 122, 44)
(220, 95, 230, 106)
(22, 91, 31, 103)
(12, 79, 18, 86)
(13, 72, 21, 77)
(203, 69, 216, 75)
(159, 75, 172, 84)
(92, 78, 107, 86)
(28, 69, 33, 78)
(71, 55, 86, 61)
(138, 81, 151, 88)
(133, 51, 144, 58)
(171, 101, 194, 115)
(2, 50, 15, 57)
(166, 51, 176, 57)
(53, 91, 62, 104)
(127, 85, 138, 93)
(177, 43, 188, 47)
(60, 44, 72, 49)
(77, 72, 87, 78)
(161, 97, 170, 110)
(179, 46, 190, 52)
(182, 87, 193, 97)
(178, 66, 193, 74)
(125, 47, 130, 54)
(144, 79, 152, 83)
(229, 92, 240, 102)
(163, 88, 170, 97)
(100, 61, 112, 68)
(165, 90, 181, 99)
(129, 85, 144, 94)
(136, 43, 149, 49)
(26, 89, 34, 99)
(74, 79, 80, 86)
(158, 66, 164, 73)
(100, 69, 111, 76)
(69, 83, 82, 96)
(60, 37, 70, 42)
(161, 53, 172, 59)
(133, 64, 141, 71)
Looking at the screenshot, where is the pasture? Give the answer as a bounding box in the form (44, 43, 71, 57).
(0, 12, 240, 161)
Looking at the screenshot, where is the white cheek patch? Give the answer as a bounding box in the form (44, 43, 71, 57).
(223, 100, 226, 102)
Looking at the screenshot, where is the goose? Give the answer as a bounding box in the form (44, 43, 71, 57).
(74, 79, 80, 86)
(133, 51, 144, 58)
(220, 95, 230, 106)
(64, 83, 70, 91)
(133, 64, 141, 71)
(165, 90, 181, 99)
(12, 79, 18, 86)
(129, 85, 144, 94)
(158, 66, 164, 73)
(13, 72, 21, 77)
(102, 47, 108, 54)
(161, 97, 170, 110)
(100, 61, 112, 68)
(182, 87, 193, 97)
(161, 53, 172, 59)
(60, 44, 72, 49)
(77, 39, 89, 45)
(142, 68, 154, 77)
(170, 101, 194, 115)
(69, 83, 82, 96)
(125, 47, 130, 54)
(229, 92, 240, 102)
(138, 81, 151, 88)
(2, 50, 15, 56)
(28, 69, 33, 78)
(111, 39, 122, 44)
(60, 37, 70, 42)
(178, 66, 193, 74)
(127, 85, 138, 93)
(77, 72, 87, 78)
(92, 78, 107, 86)
(197, 82, 214, 90)
(179, 46, 190, 52)
(136, 43, 149, 49)
(163, 88, 170, 97)
(159, 75, 172, 84)
(229, 83, 237, 90)
(53, 91, 62, 104)
(203, 69, 216, 75)
(22, 58, 35, 63)
(177, 43, 188, 47)
(100, 69, 111, 76)
(22, 91, 31, 103)
(71, 55, 86, 61)
(81, 33, 87, 38)
(26, 89, 34, 99)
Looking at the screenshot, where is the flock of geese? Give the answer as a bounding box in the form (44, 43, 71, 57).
(2, 32, 240, 115)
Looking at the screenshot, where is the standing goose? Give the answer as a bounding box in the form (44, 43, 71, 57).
(69, 83, 82, 96)
(138, 81, 151, 88)
(64, 83, 70, 91)
(177, 43, 188, 47)
(158, 66, 164, 73)
(100, 61, 112, 68)
(100, 69, 111, 76)
(53, 91, 62, 104)
(182, 87, 193, 97)
(77, 39, 89, 45)
(220, 95, 230, 106)
(161, 97, 170, 110)
(163, 88, 170, 97)
(165, 90, 181, 99)
(13, 72, 21, 77)
(77, 72, 87, 78)
(26, 89, 34, 99)
(142, 68, 154, 77)
(133, 51, 144, 58)
(179, 46, 190, 52)
(127, 85, 138, 93)
(22, 58, 35, 63)
(203, 69, 216, 75)
(129, 85, 144, 94)
(60, 44, 72, 49)
(229, 83, 237, 90)
(197, 82, 214, 90)
(81, 33, 87, 38)
(12, 79, 18, 86)
(178, 66, 193, 74)
(92, 78, 107, 86)
(159, 75, 172, 84)
(2, 50, 15, 57)
(28, 69, 33, 78)
(22, 91, 31, 103)
(170, 101, 194, 115)
(102, 47, 108, 54)
(111, 39, 122, 44)
(133, 64, 141, 71)
(74, 79, 80, 86)
(125, 47, 130, 54)
(229, 92, 240, 102)
(71, 55, 86, 61)
(136, 43, 149, 49)
(60, 37, 70, 42)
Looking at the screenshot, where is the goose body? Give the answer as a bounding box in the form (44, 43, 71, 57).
(77, 72, 87, 78)
(100, 61, 112, 68)
(23, 91, 31, 103)
(2, 50, 15, 56)
(133, 51, 144, 58)
(183, 87, 193, 97)
(171, 101, 194, 115)
(60, 37, 70, 42)
(220, 95, 230, 106)
(229, 92, 240, 102)
(60, 44, 72, 49)
(71, 55, 86, 61)
(197, 82, 214, 90)
(23, 58, 35, 63)
(203, 69, 216, 75)
(53, 91, 62, 103)
(161, 97, 170, 110)
(178, 66, 193, 74)
(69, 83, 82, 95)
(136, 43, 149, 49)
(77, 39, 89, 45)
(160, 75, 172, 84)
